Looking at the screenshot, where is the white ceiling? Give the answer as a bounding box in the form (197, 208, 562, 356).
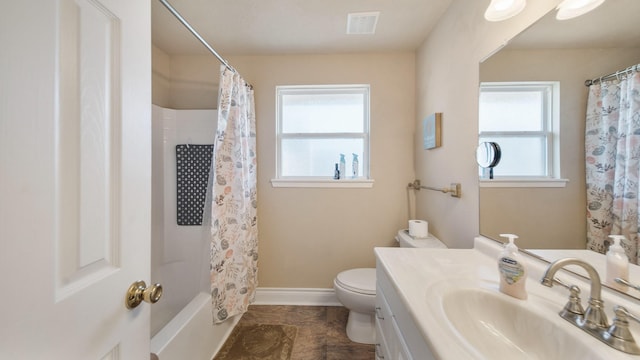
(508, 0, 640, 49)
(151, 0, 454, 56)
(152, 0, 640, 57)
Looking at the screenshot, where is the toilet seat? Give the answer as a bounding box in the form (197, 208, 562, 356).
(335, 268, 376, 295)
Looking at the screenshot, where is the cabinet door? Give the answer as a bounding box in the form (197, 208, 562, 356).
(393, 317, 413, 360)
(377, 266, 437, 360)
(375, 320, 389, 359)
(375, 290, 393, 359)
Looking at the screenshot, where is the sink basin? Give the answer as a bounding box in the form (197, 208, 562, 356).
(375, 242, 638, 359)
(441, 288, 601, 359)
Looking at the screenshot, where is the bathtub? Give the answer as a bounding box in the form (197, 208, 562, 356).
(151, 105, 232, 359)
(150, 292, 240, 359)
(149, 288, 341, 359)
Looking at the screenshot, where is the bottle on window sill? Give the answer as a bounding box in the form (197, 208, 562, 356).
(352, 153, 359, 178)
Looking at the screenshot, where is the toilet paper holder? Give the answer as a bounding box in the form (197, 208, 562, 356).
(408, 180, 461, 198)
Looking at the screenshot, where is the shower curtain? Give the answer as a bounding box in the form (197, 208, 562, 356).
(205, 65, 258, 323)
(585, 65, 640, 264)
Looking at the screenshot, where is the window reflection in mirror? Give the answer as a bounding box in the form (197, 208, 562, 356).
(479, 82, 559, 178)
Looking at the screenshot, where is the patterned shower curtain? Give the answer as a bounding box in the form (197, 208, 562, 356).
(585, 65, 640, 264)
(206, 65, 258, 323)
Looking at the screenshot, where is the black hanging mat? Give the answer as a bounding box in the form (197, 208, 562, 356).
(176, 144, 214, 225)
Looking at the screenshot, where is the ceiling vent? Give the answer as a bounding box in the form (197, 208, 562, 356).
(346, 12, 380, 35)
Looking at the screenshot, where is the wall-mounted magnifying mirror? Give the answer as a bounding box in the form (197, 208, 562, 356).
(476, 141, 501, 179)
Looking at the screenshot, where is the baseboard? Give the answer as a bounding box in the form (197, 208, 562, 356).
(254, 287, 342, 306)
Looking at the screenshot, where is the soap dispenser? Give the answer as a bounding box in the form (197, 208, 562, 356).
(606, 235, 629, 291)
(498, 233, 527, 300)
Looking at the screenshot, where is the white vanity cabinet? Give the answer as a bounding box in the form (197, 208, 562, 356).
(375, 287, 412, 360)
(375, 266, 436, 360)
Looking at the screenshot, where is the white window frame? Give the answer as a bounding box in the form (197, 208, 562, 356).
(271, 84, 373, 188)
(478, 81, 567, 188)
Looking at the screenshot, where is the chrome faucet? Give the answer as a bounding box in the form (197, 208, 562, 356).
(541, 257, 608, 328)
(541, 257, 640, 355)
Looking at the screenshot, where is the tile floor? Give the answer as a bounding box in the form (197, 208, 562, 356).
(223, 305, 375, 360)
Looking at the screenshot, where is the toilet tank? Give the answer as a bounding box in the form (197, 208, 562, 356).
(395, 229, 447, 249)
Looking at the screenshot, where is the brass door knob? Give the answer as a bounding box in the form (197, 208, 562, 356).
(125, 280, 163, 309)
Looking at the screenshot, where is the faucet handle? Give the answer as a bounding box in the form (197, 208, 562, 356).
(607, 306, 640, 347)
(603, 306, 640, 355)
(562, 285, 585, 317)
(548, 277, 585, 319)
(554, 280, 586, 321)
(615, 278, 640, 292)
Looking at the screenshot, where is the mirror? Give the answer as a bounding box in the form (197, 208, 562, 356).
(476, 142, 501, 179)
(479, 1, 640, 293)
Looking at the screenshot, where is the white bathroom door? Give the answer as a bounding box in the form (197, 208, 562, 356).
(0, 0, 152, 359)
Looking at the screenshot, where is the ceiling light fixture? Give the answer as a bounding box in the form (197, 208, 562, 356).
(556, 0, 605, 20)
(484, 0, 526, 22)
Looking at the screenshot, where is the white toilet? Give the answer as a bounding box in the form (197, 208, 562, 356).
(333, 229, 447, 344)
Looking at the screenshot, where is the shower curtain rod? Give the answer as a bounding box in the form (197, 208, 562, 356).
(585, 64, 640, 86)
(158, 0, 235, 73)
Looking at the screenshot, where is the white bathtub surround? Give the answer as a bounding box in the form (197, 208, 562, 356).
(151, 105, 217, 336)
(151, 105, 225, 357)
(374, 237, 640, 359)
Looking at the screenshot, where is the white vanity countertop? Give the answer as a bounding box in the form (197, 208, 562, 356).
(375, 246, 502, 359)
(374, 238, 640, 359)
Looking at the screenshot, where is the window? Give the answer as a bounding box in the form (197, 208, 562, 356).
(479, 82, 560, 180)
(273, 85, 371, 187)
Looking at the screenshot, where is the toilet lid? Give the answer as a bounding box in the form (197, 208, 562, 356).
(336, 268, 376, 295)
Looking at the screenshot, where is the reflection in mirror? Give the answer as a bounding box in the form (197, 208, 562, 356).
(476, 142, 501, 179)
(479, 0, 640, 249)
(478, 81, 558, 179)
(478, 0, 640, 295)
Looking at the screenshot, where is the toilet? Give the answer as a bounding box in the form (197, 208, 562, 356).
(333, 229, 447, 344)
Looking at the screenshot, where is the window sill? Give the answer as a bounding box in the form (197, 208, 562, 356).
(479, 178, 569, 188)
(270, 178, 375, 188)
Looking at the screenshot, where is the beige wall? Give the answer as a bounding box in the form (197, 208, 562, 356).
(152, 45, 171, 108)
(414, 0, 563, 249)
(152, 52, 416, 288)
(479, 48, 640, 249)
(151, 45, 219, 109)
(152, 0, 615, 286)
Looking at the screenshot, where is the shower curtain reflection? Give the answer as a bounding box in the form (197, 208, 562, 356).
(585, 64, 640, 263)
